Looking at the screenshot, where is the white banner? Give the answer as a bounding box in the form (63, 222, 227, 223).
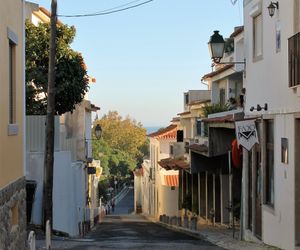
(235, 119, 259, 151)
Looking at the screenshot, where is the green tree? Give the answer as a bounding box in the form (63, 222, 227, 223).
(200, 103, 230, 118)
(92, 111, 148, 180)
(25, 20, 89, 115)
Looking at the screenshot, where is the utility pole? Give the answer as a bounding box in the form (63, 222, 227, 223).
(43, 0, 57, 226)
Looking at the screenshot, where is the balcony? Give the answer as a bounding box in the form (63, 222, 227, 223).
(288, 32, 300, 87)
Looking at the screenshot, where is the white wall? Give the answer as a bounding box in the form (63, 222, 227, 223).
(243, 1, 298, 249)
(261, 114, 295, 249)
(26, 116, 60, 152)
(26, 152, 86, 236)
(244, 0, 300, 115)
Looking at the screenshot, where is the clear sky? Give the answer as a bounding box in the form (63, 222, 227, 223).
(30, 0, 243, 127)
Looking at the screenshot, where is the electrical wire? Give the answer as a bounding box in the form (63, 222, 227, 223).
(58, 0, 154, 18)
(91, 0, 145, 14)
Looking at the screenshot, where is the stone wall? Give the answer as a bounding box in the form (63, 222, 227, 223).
(0, 177, 27, 250)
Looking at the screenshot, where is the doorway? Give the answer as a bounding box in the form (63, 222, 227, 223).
(295, 119, 300, 245)
(254, 143, 262, 239)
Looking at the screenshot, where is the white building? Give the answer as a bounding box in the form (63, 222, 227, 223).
(242, 1, 300, 249)
(147, 125, 179, 219)
(25, 2, 101, 236)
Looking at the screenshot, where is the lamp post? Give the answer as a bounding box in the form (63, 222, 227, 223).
(208, 30, 245, 65)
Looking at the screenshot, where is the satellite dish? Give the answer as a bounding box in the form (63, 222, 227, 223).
(231, 0, 238, 5)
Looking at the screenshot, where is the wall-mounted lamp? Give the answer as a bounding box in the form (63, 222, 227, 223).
(267, 1, 279, 17)
(94, 124, 102, 140)
(85, 124, 102, 142)
(250, 103, 268, 112)
(208, 31, 245, 65)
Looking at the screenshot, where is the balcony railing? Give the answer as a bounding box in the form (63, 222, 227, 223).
(288, 32, 300, 87)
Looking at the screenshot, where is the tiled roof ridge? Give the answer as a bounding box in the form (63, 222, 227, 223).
(147, 124, 177, 138)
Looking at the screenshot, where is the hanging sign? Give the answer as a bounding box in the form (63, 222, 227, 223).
(235, 119, 259, 151)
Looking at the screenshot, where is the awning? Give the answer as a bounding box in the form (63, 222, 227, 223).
(160, 169, 179, 187)
(188, 144, 208, 154)
(190, 151, 229, 174)
(158, 158, 189, 170)
(202, 114, 234, 123)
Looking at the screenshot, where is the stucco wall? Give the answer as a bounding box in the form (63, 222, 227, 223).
(243, 1, 299, 249)
(244, 0, 300, 115)
(26, 152, 86, 236)
(261, 114, 295, 249)
(0, 0, 24, 188)
(159, 185, 179, 216)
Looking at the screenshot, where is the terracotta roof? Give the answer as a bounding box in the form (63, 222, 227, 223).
(188, 144, 208, 153)
(230, 26, 244, 38)
(170, 117, 180, 122)
(202, 65, 233, 80)
(202, 114, 234, 123)
(147, 124, 177, 139)
(177, 111, 191, 116)
(158, 158, 189, 170)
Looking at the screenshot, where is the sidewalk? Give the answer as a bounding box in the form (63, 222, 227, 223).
(144, 215, 278, 250)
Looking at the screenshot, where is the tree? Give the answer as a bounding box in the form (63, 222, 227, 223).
(200, 103, 230, 118)
(95, 111, 147, 158)
(25, 20, 89, 115)
(93, 111, 148, 180)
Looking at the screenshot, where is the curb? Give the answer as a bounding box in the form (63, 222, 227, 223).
(144, 215, 277, 250)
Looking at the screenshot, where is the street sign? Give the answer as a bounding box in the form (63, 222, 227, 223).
(235, 119, 259, 151)
(87, 167, 96, 174)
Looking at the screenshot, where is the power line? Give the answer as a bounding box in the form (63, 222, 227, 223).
(90, 0, 145, 15)
(58, 0, 154, 18)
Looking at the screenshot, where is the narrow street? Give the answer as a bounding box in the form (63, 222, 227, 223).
(39, 189, 223, 250)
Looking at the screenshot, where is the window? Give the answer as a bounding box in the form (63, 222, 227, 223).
(253, 13, 263, 61)
(196, 119, 202, 136)
(265, 120, 274, 206)
(219, 88, 225, 106)
(202, 122, 208, 137)
(9, 41, 16, 124)
(184, 93, 189, 105)
(177, 130, 184, 142)
(170, 145, 174, 155)
(7, 28, 18, 129)
(288, 32, 300, 87)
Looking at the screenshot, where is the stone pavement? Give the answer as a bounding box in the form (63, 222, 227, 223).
(146, 216, 279, 250)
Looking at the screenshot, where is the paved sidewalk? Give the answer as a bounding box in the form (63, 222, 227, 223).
(144, 215, 278, 250)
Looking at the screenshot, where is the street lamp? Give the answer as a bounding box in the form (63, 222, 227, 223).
(267, 1, 279, 18)
(85, 124, 102, 170)
(94, 124, 102, 139)
(208, 30, 245, 65)
(208, 31, 225, 63)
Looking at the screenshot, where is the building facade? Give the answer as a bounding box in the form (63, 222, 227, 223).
(242, 1, 300, 249)
(0, 0, 26, 248)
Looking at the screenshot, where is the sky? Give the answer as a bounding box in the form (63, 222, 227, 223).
(30, 0, 243, 127)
